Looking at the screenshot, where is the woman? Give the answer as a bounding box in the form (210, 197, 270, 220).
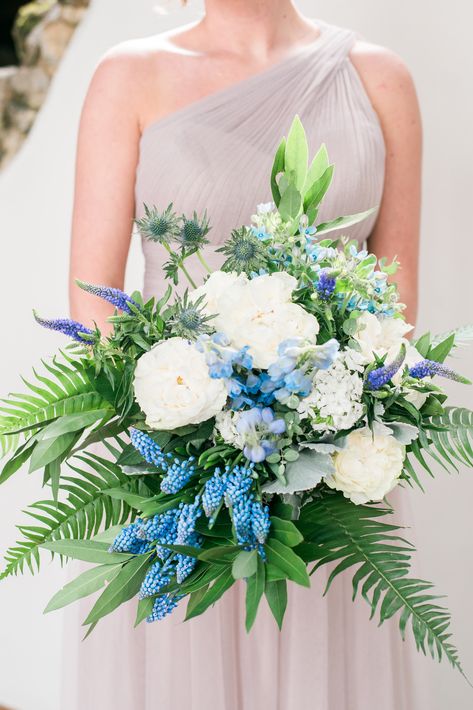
(66, 1, 424, 708)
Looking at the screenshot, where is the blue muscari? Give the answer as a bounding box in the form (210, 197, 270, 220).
(316, 269, 336, 300)
(109, 519, 150, 555)
(76, 280, 139, 314)
(33, 312, 95, 344)
(130, 429, 195, 494)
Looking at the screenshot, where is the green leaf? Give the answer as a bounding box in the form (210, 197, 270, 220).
(264, 538, 310, 587)
(29, 432, 78, 473)
(44, 563, 121, 613)
(185, 567, 235, 621)
(232, 550, 258, 580)
(245, 554, 265, 632)
(430, 324, 473, 350)
(428, 334, 455, 364)
(413, 332, 431, 358)
(303, 164, 334, 212)
(135, 596, 154, 627)
(41, 539, 132, 565)
(84, 553, 151, 625)
(304, 143, 329, 193)
(265, 579, 288, 629)
(262, 450, 334, 495)
(104, 488, 151, 510)
(91, 525, 124, 544)
(315, 208, 377, 236)
(0, 439, 37, 485)
(270, 517, 303, 548)
(39, 410, 112, 440)
(284, 115, 308, 191)
(270, 137, 286, 205)
(297, 491, 464, 673)
(278, 182, 302, 222)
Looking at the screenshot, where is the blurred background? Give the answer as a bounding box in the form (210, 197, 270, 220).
(0, 1, 472, 708)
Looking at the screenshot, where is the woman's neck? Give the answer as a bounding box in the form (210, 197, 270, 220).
(200, 0, 314, 60)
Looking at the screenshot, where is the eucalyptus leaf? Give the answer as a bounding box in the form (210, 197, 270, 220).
(44, 563, 120, 613)
(232, 550, 258, 580)
(315, 208, 377, 236)
(41, 539, 132, 565)
(29, 431, 78, 473)
(262, 450, 334, 495)
(265, 579, 288, 629)
(264, 538, 310, 587)
(103, 488, 151, 510)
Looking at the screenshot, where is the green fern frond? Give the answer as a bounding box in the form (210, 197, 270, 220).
(0, 353, 106, 457)
(296, 491, 464, 674)
(0, 452, 137, 580)
(431, 324, 473, 349)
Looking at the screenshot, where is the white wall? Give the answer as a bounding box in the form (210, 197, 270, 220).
(0, 1, 471, 708)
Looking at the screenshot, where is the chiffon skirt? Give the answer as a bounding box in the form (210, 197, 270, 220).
(61, 490, 432, 710)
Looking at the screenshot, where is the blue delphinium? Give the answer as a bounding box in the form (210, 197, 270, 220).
(75, 279, 139, 314)
(197, 332, 253, 380)
(236, 407, 286, 463)
(33, 311, 95, 344)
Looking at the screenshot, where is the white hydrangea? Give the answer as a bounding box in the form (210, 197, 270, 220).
(214, 410, 245, 449)
(326, 427, 405, 504)
(297, 349, 365, 432)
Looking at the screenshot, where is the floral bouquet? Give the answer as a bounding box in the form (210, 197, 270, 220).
(1, 117, 472, 675)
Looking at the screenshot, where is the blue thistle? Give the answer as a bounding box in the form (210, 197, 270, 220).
(409, 359, 471, 384)
(366, 344, 406, 390)
(75, 279, 138, 314)
(174, 210, 210, 251)
(33, 311, 95, 344)
(135, 203, 180, 245)
(316, 269, 336, 300)
(217, 226, 268, 274)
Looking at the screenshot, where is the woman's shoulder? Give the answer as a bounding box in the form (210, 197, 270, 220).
(348, 38, 420, 124)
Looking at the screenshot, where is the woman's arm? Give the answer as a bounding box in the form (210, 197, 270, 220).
(351, 43, 423, 327)
(69, 45, 145, 332)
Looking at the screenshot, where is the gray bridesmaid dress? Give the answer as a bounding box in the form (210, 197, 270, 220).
(62, 18, 431, 710)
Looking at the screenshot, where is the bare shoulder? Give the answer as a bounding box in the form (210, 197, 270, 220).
(349, 40, 421, 129)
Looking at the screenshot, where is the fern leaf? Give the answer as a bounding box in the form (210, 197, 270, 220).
(296, 491, 464, 674)
(431, 324, 473, 349)
(0, 453, 137, 580)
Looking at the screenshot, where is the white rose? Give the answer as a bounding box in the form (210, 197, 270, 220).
(326, 427, 405, 504)
(215, 272, 319, 369)
(392, 343, 429, 408)
(353, 312, 413, 364)
(133, 337, 228, 430)
(190, 270, 246, 316)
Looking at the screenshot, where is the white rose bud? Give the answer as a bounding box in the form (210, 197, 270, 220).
(326, 427, 405, 504)
(133, 337, 228, 430)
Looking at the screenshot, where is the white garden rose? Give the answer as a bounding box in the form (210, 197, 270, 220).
(190, 270, 246, 316)
(133, 337, 228, 430)
(214, 272, 319, 369)
(353, 312, 413, 364)
(326, 427, 405, 504)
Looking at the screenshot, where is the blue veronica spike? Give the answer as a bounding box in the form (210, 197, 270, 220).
(409, 359, 471, 384)
(33, 311, 95, 344)
(316, 269, 336, 300)
(76, 279, 139, 314)
(366, 345, 406, 390)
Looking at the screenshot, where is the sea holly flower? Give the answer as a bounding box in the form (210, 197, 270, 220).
(75, 280, 139, 314)
(135, 203, 180, 245)
(174, 210, 210, 252)
(217, 226, 268, 274)
(33, 311, 96, 344)
(169, 291, 215, 340)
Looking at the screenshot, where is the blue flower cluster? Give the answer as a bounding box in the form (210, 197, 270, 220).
(203, 464, 271, 556)
(33, 312, 95, 344)
(130, 429, 196, 494)
(110, 502, 202, 623)
(409, 359, 465, 382)
(366, 347, 406, 390)
(235, 407, 286, 462)
(76, 280, 139, 314)
(315, 269, 336, 300)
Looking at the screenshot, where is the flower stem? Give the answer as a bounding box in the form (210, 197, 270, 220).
(179, 261, 197, 289)
(197, 250, 212, 274)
